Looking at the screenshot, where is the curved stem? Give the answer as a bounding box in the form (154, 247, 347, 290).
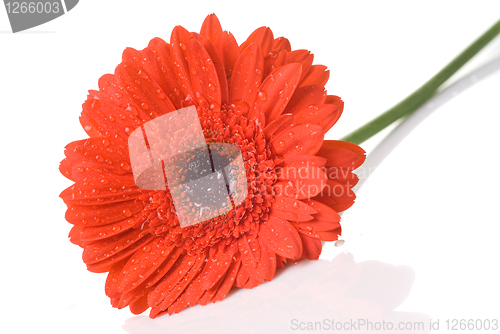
(340, 19, 500, 145)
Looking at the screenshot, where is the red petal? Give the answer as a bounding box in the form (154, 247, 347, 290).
(264, 49, 288, 78)
(296, 219, 340, 232)
(200, 14, 223, 44)
(256, 63, 302, 123)
(270, 208, 313, 222)
(122, 47, 159, 80)
(280, 155, 326, 168)
(324, 166, 360, 185)
(105, 258, 128, 301)
(119, 238, 176, 293)
(305, 199, 341, 223)
(129, 295, 149, 315)
(240, 26, 274, 58)
(242, 237, 276, 288)
(86, 234, 154, 273)
(277, 166, 327, 199)
(117, 246, 183, 308)
(317, 140, 366, 169)
(238, 234, 261, 268)
(147, 37, 166, 49)
(122, 46, 161, 87)
(211, 253, 241, 302)
(65, 200, 144, 226)
(217, 31, 240, 79)
(287, 50, 313, 83)
(272, 37, 291, 52)
(196, 278, 224, 306)
(259, 215, 302, 259)
(263, 113, 296, 140)
(298, 229, 341, 241)
(68, 225, 84, 247)
(170, 245, 235, 311)
(201, 37, 229, 104)
(300, 65, 330, 87)
(270, 196, 316, 222)
(272, 196, 316, 214)
(271, 123, 324, 158)
(293, 104, 342, 133)
(82, 227, 150, 264)
(284, 84, 326, 116)
(149, 253, 206, 317)
(170, 26, 196, 101)
(298, 234, 322, 260)
(116, 61, 176, 118)
(229, 43, 264, 107)
(155, 42, 186, 109)
(80, 217, 136, 243)
(81, 97, 143, 142)
(313, 179, 357, 212)
(96, 75, 136, 112)
(60, 177, 141, 206)
(187, 38, 221, 105)
(198, 243, 236, 290)
(322, 96, 345, 132)
(62, 138, 131, 177)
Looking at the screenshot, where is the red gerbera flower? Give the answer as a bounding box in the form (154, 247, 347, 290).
(59, 14, 365, 318)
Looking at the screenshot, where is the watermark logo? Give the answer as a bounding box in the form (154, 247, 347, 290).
(3, 0, 78, 33)
(128, 106, 248, 228)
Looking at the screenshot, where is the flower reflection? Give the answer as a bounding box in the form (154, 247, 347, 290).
(123, 252, 430, 333)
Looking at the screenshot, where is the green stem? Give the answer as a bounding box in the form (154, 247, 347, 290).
(340, 19, 500, 145)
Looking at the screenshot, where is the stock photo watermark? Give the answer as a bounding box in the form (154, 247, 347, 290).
(290, 318, 499, 331)
(3, 0, 78, 32)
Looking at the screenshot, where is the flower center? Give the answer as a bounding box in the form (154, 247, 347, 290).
(136, 102, 278, 255)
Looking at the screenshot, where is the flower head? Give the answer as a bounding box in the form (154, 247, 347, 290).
(59, 14, 365, 318)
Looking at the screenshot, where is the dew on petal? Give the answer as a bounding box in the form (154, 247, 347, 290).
(123, 208, 132, 217)
(258, 91, 267, 101)
(120, 162, 131, 171)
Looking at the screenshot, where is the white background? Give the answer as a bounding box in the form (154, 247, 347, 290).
(1, 1, 500, 333)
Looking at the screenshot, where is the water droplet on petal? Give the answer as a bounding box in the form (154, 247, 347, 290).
(95, 154, 104, 162)
(120, 162, 131, 171)
(126, 104, 139, 116)
(138, 70, 148, 79)
(258, 91, 267, 101)
(123, 208, 132, 217)
(156, 89, 166, 99)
